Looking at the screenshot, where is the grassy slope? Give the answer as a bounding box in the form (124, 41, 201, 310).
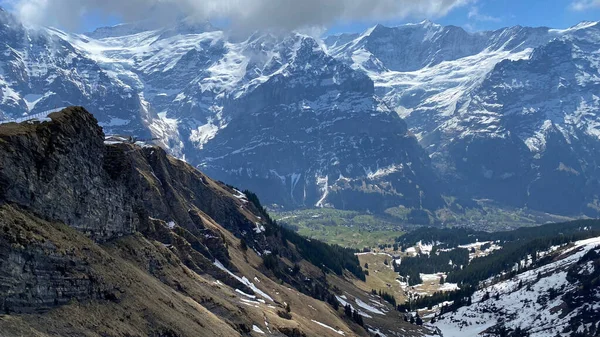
(0, 204, 372, 337)
(354, 253, 407, 304)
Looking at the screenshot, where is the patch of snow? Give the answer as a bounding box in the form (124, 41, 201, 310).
(311, 320, 345, 335)
(254, 222, 266, 234)
(99, 117, 130, 127)
(355, 298, 385, 315)
(190, 121, 220, 149)
(213, 260, 274, 302)
(23, 94, 43, 111)
(417, 241, 433, 255)
(458, 241, 491, 249)
(252, 325, 265, 334)
(315, 175, 329, 207)
(367, 328, 388, 337)
(236, 289, 256, 299)
(366, 164, 403, 179)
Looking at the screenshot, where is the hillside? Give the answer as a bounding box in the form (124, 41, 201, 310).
(0, 107, 430, 336)
(433, 236, 600, 336)
(348, 221, 600, 337)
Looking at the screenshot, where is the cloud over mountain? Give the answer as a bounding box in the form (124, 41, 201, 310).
(8, 0, 471, 31)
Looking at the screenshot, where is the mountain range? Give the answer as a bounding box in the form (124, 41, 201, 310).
(1, 7, 599, 217)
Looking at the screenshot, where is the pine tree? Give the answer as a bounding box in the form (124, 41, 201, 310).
(415, 312, 423, 326)
(344, 304, 352, 318)
(239, 239, 248, 251)
(352, 309, 364, 326)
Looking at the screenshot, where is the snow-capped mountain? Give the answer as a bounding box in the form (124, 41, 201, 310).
(327, 21, 600, 216)
(0, 7, 443, 211)
(1, 6, 599, 215)
(0, 8, 152, 137)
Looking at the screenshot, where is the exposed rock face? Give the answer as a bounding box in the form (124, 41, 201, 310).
(196, 37, 443, 211)
(434, 36, 600, 215)
(0, 107, 259, 242)
(0, 107, 430, 336)
(0, 205, 103, 314)
(0, 107, 262, 313)
(0, 109, 139, 240)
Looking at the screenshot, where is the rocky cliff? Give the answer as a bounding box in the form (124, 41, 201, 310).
(0, 107, 429, 336)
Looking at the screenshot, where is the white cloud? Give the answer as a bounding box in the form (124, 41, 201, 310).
(5, 0, 472, 31)
(570, 0, 600, 10)
(467, 6, 501, 22)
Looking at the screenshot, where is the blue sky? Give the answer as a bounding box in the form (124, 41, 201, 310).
(2, 0, 600, 35)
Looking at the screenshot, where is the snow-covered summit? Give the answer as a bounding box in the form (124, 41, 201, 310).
(1, 14, 600, 214)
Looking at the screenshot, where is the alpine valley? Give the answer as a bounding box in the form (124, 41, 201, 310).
(1, 7, 599, 218)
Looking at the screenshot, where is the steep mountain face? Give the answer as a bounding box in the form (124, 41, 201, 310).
(445, 37, 600, 214)
(195, 36, 443, 210)
(325, 21, 551, 73)
(328, 21, 600, 216)
(0, 107, 430, 336)
(326, 21, 486, 73)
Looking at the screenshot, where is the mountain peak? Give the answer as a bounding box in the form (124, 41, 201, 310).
(418, 19, 438, 27)
(365, 23, 390, 36)
(87, 17, 216, 39)
(571, 20, 599, 30)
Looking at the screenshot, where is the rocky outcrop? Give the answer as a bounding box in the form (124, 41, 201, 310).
(0, 108, 137, 240)
(0, 107, 264, 313)
(0, 107, 262, 242)
(0, 204, 108, 314)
